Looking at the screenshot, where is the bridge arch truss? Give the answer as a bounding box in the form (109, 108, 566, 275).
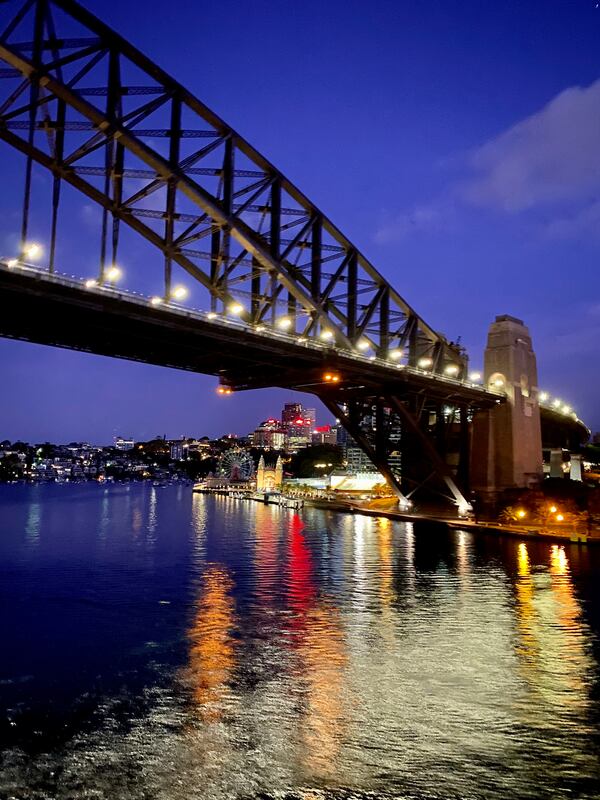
(0, 0, 463, 373)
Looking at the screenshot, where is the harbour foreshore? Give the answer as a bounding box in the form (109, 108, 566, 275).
(304, 497, 597, 544)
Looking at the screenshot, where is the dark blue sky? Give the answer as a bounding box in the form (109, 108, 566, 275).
(1, 0, 599, 443)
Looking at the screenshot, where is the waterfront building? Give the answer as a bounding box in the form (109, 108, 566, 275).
(256, 455, 283, 492)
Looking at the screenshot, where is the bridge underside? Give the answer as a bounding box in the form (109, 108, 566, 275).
(1, 266, 501, 509)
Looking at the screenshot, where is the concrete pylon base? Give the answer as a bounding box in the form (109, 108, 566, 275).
(471, 315, 543, 496)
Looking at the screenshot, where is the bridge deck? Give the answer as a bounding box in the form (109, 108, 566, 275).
(0, 262, 502, 407)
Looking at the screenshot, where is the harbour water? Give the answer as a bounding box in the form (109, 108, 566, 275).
(1, 483, 600, 799)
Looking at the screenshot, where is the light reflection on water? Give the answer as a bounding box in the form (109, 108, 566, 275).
(0, 484, 599, 799)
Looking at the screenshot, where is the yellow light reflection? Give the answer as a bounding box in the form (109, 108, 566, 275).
(283, 515, 348, 777)
(513, 541, 594, 721)
(188, 564, 237, 721)
(377, 517, 395, 612)
(295, 605, 347, 777)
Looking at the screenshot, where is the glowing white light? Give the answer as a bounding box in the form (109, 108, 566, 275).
(150, 296, 163, 306)
(84, 278, 98, 288)
(6, 258, 19, 268)
(207, 311, 217, 320)
(369, 355, 377, 361)
(255, 324, 265, 331)
(444, 364, 459, 376)
(277, 316, 292, 330)
(562, 404, 571, 414)
(494, 378, 504, 388)
(418, 357, 433, 369)
(105, 265, 121, 282)
(356, 339, 370, 351)
(458, 502, 472, 518)
(229, 302, 244, 315)
(553, 399, 561, 408)
(469, 371, 482, 382)
(539, 392, 549, 403)
(389, 348, 403, 361)
(23, 242, 42, 260)
(171, 285, 188, 301)
(320, 330, 334, 341)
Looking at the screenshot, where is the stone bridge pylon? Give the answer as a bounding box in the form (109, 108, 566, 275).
(471, 315, 543, 500)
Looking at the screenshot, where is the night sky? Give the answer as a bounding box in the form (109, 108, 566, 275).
(1, 0, 599, 444)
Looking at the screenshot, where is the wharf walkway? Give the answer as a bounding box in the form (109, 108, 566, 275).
(304, 498, 598, 545)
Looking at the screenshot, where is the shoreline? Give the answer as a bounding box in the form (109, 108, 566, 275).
(303, 497, 596, 545)
(192, 485, 598, 544)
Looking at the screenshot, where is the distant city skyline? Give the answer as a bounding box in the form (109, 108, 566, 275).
(1, 0, 599, 439)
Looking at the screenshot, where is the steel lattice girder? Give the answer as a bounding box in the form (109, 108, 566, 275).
(0, 0, 465, 374)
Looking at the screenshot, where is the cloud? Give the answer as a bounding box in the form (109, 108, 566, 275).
(462, 80, 600, 212)
(542, 199, 600, 240)
(377, 78, 600, 242)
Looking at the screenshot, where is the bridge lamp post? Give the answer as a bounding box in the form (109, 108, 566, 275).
(469, 371, 482, 383)
(418, 357, 433, 370)
(539, 392, 549, 403)
(356, 339, 370, 352)
(444, 364, 460, 377)
(552, 399, 562, 409)
(389, 348, 403, 361)
(228, 302, 244, 316)
(150, 296, 163, 306)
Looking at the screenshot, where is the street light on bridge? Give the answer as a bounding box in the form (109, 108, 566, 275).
(105, 265, 121, 283)
(277, 316, 292, 330)
(23, 242, 42, 261)
(171, 285, 188, 301)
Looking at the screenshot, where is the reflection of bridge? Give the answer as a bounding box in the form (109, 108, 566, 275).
(0, 0, 589, 511)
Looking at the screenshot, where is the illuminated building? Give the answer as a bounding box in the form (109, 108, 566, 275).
(256, 455, 283, 491)
(114, 436, 134, 451)
(282, 402, 313, 450)
(252, 418, 286, 449)
(312, 425, 338, 446)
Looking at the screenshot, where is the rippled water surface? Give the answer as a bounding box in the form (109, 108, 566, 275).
(1, 483, 600, 799)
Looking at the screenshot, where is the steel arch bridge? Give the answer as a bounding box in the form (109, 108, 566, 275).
(0, 0, 585, 511)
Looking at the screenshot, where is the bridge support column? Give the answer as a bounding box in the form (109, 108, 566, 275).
(471, 315, 543, 501)
(549, 448, 563, 479)
(570, 454, 583, 482)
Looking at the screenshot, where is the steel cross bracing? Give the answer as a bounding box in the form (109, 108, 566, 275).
(0, 0, 495, 511)
(0, 0, 465, 372)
